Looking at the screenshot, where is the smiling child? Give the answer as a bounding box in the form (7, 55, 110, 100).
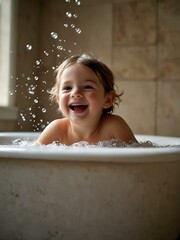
(37, 53, 137, 145)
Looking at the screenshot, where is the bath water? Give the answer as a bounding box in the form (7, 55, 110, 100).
(9, 138, 180, 149)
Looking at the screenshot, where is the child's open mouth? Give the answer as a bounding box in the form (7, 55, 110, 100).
(69, 104, 88, 113)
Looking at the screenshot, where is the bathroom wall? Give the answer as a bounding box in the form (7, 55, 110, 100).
(2, 0, 179, 136)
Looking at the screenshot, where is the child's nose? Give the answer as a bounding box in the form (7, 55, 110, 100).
(71, 88, 82, 98)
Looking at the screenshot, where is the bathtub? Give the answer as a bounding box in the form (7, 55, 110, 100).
(0, 132, 180, 240)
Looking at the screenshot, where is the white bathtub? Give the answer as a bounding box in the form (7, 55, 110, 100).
(0, 132, 180, 240)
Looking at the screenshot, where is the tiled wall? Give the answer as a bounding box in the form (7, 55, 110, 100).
(12, 0, 180, 136)
(112, 0, 180, 136)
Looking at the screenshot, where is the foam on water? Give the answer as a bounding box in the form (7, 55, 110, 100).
(8, 138, 180, 149)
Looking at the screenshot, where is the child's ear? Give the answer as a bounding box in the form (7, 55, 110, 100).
(103, 91, 116, 109)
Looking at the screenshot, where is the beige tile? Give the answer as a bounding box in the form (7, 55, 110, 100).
(112, 46, 157, 80)
(157, 81, 180, 137)
(158, 46, 180, 80)
(114, 80, 156, 135)
(77, 4, 113, 67)
(113, 1, 157, 45)
(158, 0, 180, 45)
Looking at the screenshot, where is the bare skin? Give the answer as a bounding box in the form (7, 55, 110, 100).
(37, 63, 137, 145)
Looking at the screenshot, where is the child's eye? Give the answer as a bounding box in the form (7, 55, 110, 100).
(84, 85, 94, 89)
(62, 86, 72, 91)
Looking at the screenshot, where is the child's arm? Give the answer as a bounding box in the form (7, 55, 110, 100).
(36, 119, 64, 145)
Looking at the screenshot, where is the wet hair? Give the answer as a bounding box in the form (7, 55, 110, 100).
(49, 53, 123, 114)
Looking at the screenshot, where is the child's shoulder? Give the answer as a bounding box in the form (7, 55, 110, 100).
(37, 118, 70, 145)
(50, 118, 69, 125)
(101, 114, 137, 143)
(48, 118, 70, 131)
(102, 114, 125, 125)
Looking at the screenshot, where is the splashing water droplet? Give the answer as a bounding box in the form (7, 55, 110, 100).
(75, 28, 81, 34)
(64, 23, 68, 28)
(66, 12, 72, 18)
(36, 60, 41, 66)
(51, 32, 58, 39)
(42, 108, 46, 113)
(75, 0, 81, 5)
(20, 113, 26, 121)
(44, 50, 49, 56)
(71, 24, 75, 28)
(41, 124, 46, 129)
(73, 14, 77, 18)
(57, 45, 63, 50)
(34, 76, 39, 81)
(34, 99, 38, 104)
(26, 44, 32, 50)
(28, 85, 36, 95)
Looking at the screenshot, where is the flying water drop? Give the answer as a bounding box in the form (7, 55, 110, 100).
(75, 28, 81, 34)
(75, 0, 81, 5)
(26, 44, 32, 50)
(51, 32, 58, 39)
(44, 51, 49, 56)
(66, 12, 72, 18)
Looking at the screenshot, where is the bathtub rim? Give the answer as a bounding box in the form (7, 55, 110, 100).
(0, 132, 180, 163)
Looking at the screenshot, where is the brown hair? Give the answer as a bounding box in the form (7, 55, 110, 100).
(49, 53, 123, 114)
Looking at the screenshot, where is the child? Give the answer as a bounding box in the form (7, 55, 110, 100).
(37, 53, 137, 145)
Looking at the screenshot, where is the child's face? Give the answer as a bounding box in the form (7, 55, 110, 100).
(57, 63, 112, 123)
